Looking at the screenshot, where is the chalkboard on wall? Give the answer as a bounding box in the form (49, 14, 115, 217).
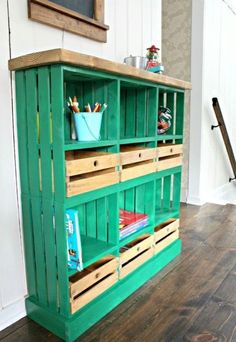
(49, 0, 95, 18)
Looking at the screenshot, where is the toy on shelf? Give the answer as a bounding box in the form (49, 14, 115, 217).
(158, 106, 172, 134)
(146, 44, 164, 74)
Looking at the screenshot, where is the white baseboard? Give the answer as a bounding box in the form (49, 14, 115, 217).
(0, 298, 26, 331)
(186, 195, 206, 206)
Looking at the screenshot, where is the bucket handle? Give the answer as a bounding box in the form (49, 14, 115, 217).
(81, 114, 101, 141)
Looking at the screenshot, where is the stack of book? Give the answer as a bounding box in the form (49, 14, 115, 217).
(119, 209, 149, 240)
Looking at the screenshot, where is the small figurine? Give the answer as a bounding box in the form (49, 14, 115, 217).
(158, 106, 172, 134)
(146, 44, 164, 73)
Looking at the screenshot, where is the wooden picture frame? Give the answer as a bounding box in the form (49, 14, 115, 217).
(28, 0, 109, 42)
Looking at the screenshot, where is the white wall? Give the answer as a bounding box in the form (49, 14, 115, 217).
(0, 0, 162, 330)
(188, 0, 236, 205)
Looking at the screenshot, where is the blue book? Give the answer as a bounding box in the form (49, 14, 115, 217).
(65, 209, 83, 271)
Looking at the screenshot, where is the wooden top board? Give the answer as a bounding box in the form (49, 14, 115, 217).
(8, 49, 192, 90)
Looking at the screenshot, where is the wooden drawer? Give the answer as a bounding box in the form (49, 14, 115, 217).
(154, 229, 179, 254)
(70, 255, 118, 314)
(157, 144, 183, 171)
(157, 144, 183, 158)
(120, 146, 156, 182)
(119, 234, 154, 278)
(154, 218, 179, 242)
(66, 150, 119, 176)
(65, 150, 119, 196)
(120, 146, 156, 165)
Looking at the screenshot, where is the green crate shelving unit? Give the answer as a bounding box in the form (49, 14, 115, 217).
(9, 49, 191, 342)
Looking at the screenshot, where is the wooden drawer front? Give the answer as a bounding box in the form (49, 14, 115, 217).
(120, 248, 153, 279)
(154, 230, 179, 254)
(66, 151, 119, 176)
(66, 169, 119, 197)
(154, 219, 179, 242)
(120, 161, 156, 182)
(120, 147, 156, 166)
(119, 234, 154, 279)
(157, 156, 183, 171)
(70, 255, 118, 313)
(157, 144, 183, 158)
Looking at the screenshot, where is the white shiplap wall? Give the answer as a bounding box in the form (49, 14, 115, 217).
(0, 0, 162, 330)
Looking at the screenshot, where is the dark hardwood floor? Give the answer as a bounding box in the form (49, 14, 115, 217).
(1, 203, 236, 342)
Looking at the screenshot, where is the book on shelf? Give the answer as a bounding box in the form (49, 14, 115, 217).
(119, 209, 149, 239)
(65, 209, 83, 271)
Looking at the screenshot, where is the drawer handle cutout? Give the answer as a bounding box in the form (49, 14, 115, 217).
(94, 160, 98, 167)
(170, 148, 173, 153)
(139, 153, 142, 158)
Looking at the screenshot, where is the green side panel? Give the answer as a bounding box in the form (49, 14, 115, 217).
(51, 65, 69, 316)
(136, 89, 146, 137)
(163, 175, 171, 209)
(155, 178, 162, 211)
(107, 193, 119, 245)
(172, 172, 182, 211)
(147, 87, 158, 137)
(26, 239, 182, 342)
(25, 69, 47, 305)
(15, 71, 37, 298)
(125, 88, 135, 138)
(86, 201, 96, 238)
(176, 92, 184, 136)
(96, 197, 107, 242)
(38, 67, 58, 311)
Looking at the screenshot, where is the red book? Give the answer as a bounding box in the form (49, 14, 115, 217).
(119, 209, 148, 230)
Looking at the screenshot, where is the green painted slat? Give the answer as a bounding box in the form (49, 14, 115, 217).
(15, 71, 37, 298)
(172, 172, 182, 211)
(120, 137, 156, 144)
(120, 88, 126, 139)
(86, 201, 96, 238)
(83, 81, 94, 109)
(166, 92, 175, 135)
(96, 197, 107, 242)
(95, 80, 107, 139)
(51, 65, 69, 316)
(107, 80, 119, 140)
(144, 181, 155, 226)
(147, 88, 158, 137)
(119, 190, 125, 209)
(107, 193, 119, 245)
(176, 92, 184, 136)
(64, 81, 80, 141)
(155, 209, 179, 225)
(125, 187, 135, 212)
(77, 204, 86, 235)
(135, 184, 145, 213)
(156, 134, 183, 141)
(38, 67, 58, 311)
(125, 88, 135, 138)
(163, 175, 171, 209)
(25, 69, 47, 305)
(155, 178, 162, 212)
(64, 140, 117, 150)
(136, 89, 146, 137)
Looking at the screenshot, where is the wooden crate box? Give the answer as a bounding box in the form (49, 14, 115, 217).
(120, 146, 156, 181)
(157, 143, 183, 171)
(66, 150, 119, 196)
(119, 234, 154, 278)
(154, 219, 179, 254)
(70, 255, 118, 314)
